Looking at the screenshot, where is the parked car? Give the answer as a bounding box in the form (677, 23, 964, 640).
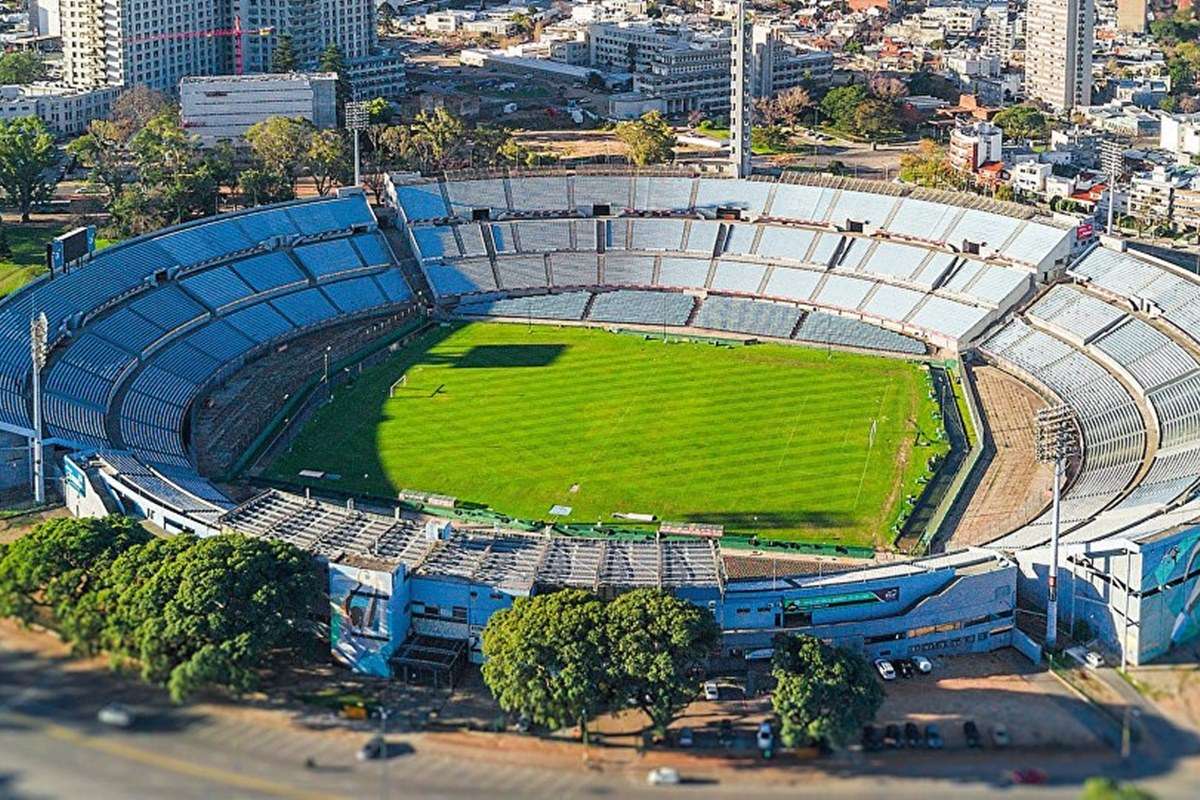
(677, 727, 694, 748)
(1010, 768, 1048, 785)
(912, 656, 933, 673)
(991, 724, 1011, 748)
(703, 681, 720, 701)
(884, 723, 902, 749)
(874, 659, 897, 681)
(756, 722, 774, 751)
(904, 722, 922, 748)
(647, 767, 681, 786)
(1085, 650, 1105, 669)
(964, 720, 982, 748)
(862, 725, 883, 752)
(924, 724, 943, 749)
(97, 703, 134, 729)
(718, 719, 734, 747)
(895, 659, 915, 679)
(356, 735, 386, 761)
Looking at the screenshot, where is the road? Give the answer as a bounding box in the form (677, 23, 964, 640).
(3, 632, 1199, 799)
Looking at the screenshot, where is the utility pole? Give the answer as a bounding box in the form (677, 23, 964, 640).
(1035, 404, 1079, 650)
(30, 312, 47, 504)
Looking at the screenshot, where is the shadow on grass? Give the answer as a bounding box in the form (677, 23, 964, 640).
(679, 510, 855, 532)
(425, 343, 568, 369)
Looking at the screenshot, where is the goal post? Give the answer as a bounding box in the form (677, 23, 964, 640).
(388, 373, 408, 398)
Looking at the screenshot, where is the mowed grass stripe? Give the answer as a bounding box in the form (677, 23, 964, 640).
(268, 322, 947, 546)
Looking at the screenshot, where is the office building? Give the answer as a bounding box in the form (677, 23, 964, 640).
(1025, 0, 1094, 109)
(180, 73, 337, 145)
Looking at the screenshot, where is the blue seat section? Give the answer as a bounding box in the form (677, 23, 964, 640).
(794, 312, 926, 355)
(180, 267, 256, 309)
(183, 319, 256, 362)
(60, 333, 135, 380)
(287, 195, 374, 235)
(396, 183, 450, 221)
(146, 463, 233, 509)
(424, 260, 497, 296)
(125, 284, 207, 331)
(231, 251, 307, 292)
(89, 307, 169, 353)
(323, 276, 388, 314)
(236, 206, 301, 242)
(156, 218, 255, 266)
(128, 366, 197, 407)
(153, 339, 222, 383)
(223, 302, 297, 343)
(45, 361, 112, 408)
(412, 226, 460, 259)
(456, 291, 592, 321)
(351, 233, 393, 268)
(270, 287, 340, 328)
(587, 290, 694, 325)
(44, 393, 107, 446)
(294, 238, 365, 278)
(693, 296, 802, 338)
(374, 270, 413, 303)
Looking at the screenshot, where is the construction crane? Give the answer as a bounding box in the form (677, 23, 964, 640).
(126, 16, 275, 76)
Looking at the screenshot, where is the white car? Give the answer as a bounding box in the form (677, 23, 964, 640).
(647, 767, 681, 786)
(912, 656, 933, 674)
(702, 681, 720, 701)
(1085, 650, 1105, 669)
(875, 659, 897, 681)
(97, 703, 134, 728)
(756, 721, 774, 750)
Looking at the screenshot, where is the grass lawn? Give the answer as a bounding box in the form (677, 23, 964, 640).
(267, 322, 946, 546)
(0, 223, 118, 299)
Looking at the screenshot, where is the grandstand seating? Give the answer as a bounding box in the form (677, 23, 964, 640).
(693, 295, 801, 338)
(456, 292, 592, 321)
(795, 312, 925, 354)
(587, 290, 694, 326)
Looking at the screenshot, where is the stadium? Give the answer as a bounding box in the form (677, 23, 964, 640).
(4, 169, 1200, 680)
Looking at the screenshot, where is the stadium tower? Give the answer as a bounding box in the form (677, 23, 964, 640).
(730, 0, 753, 178)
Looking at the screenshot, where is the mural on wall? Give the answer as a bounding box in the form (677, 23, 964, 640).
(1149, 531, 1200, 648)
(330, 561, 407, 677)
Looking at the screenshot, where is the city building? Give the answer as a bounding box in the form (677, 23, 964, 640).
(180, 73, 338, 145)
(1160, 112, 1200, 159)
(30, 0, 61, 37)
(1025, 0, 1094, 109)
(949, 120, 1003, 172)
(0, 83, 116, 136)
(750, 23, 833, 99)
(1127, 165, 1195, 227)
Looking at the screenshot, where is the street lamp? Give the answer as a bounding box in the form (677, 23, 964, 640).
(344, 100, 370, 188)
(1036, 404, 1079, 650)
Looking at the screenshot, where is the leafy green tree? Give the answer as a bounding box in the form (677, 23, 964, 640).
(110, 184, 165, 236)
(851, 98, 897, 140)
(991, 105, 1049, 141)
(899, 139, 953, 187)
(245, 116, 314, 190)
(238, 167, 294, 206)
(0, 117, 59, 221)
(306, 129, 349, 195)
(0, 51, 47, 84)
(103, 534, 321, 702)
(67, 120, 129, 209)
(411, 107, 466, 171)
(615, 110, 676, 166)
(1078, 778, 1157, 800)
(481, 589, 611, 741)
(270, 33, 298, 73)
(0, 516, 150, 652)
(127, 111, 214, 223)
(770, 634, 884, 748)
(605, 589, 719, 737)
(819, 84, 868, 130)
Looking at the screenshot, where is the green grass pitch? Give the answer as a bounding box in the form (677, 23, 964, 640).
(266, 322, 947, 546)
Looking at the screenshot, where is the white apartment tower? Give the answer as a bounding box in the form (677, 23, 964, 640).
(1024, 0, 1094, 110)
(730, 0, 752, 178)
(60, 0, 376, 93)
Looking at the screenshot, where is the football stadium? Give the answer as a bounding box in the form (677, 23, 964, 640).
(5, 170, 1200, 679)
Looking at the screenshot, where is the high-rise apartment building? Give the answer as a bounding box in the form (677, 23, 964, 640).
(1024, 0, 1094, 110)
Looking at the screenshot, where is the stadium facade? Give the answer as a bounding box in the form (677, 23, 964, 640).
(1, 172, 1196, 677)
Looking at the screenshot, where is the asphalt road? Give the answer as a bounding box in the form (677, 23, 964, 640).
(3, 633, 1199, 800)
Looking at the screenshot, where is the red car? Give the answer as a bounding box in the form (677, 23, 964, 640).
(1010, 769, 1048, 785)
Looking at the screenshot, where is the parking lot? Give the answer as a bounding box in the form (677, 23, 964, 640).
(870, 649, 1109, 752)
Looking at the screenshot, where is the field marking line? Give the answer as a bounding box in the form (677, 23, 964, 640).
(0, 708, 341, 800)
(851, 388, 891, 512)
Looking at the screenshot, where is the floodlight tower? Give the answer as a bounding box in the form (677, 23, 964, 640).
(30, 312, 47, 504)
(1035, 403, 1079, 649)
(345, 100, 370, 188)
(729, 0, 753, 178)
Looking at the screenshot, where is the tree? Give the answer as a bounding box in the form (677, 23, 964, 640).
(111, 86, 172, 133)
(851, 98, 897, 141)
(605, 589, 719, 737)
(270, 33, 298, 73)
(869, 74, 908, 102)
(318, 43, 352, 119)
(819, 84, 868, 130)
(1078, 778, 1157, 800)
(127, 111, 214, 223)
(0, 51, 47, 84)
(0, 516, 151, 652)
(0, 117, 59, 222)
(898, 139, 953, 188)
(103, 534, 321, 702)
(481, 589, 611, 741)
(245, 116, 314, 190)
(614, 111, 676, 166)
(991, 104, 1049, 142)
(67, 120, 129, 209)
(771, 86, 813, 128)
(907, 71, 961, 102)
(411, 107, 466, 171)
(239, 167, 294, 206)
(770, 634, 884, 748)
(110, 184, 165, 236)
(306, 129, 350, 196)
